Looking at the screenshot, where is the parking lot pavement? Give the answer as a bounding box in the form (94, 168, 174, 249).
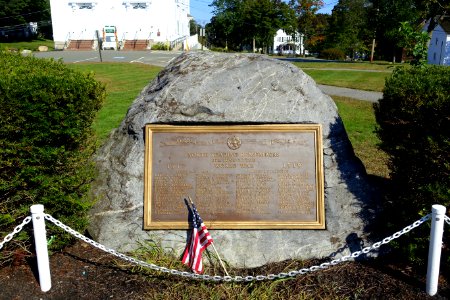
(33, 50, 183, 66)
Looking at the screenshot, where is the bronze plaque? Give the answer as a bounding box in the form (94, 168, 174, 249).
(144, 124, 325, 229)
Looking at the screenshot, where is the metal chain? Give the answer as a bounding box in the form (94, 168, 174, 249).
(44, 213, 431, 282)
(0, 216, 32, 251)
(445, 215, 450, 226)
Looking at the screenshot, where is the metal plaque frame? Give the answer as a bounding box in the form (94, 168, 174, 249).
(144, 124, 325, 229)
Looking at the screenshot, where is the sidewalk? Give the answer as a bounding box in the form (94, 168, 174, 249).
(318, 84, 382, 103)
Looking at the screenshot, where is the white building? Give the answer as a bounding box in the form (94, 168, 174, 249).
(426, 17, 450, 66)
(273, 29, 305, 55)
(49, 0, 192, 50)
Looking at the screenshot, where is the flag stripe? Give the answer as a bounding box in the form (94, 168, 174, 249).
(182, 202, 213, 274)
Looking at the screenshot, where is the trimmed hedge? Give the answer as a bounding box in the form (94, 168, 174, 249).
(374, 66, 449, 263)
(0, 52, 105, 261)
(151, 42, 170, 51)
(319, 48, 345, 60)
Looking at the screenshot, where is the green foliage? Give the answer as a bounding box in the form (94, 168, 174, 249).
(319, 48, 345, 60)
(0, 0, 52, 41)
(210, 46, 229, 52)
(0, 39, 55, 52)
(67, 63, 162, 141)
(325, 0, 370, 58)
(374, 66, 450, 263)
(0, 53, 105, 260)
(397, 21, 430, 67)
(151, 42, 170, 51)
(333, 96, 389, 178)
(208, 0, 295, 51)
(371, 0, 420, 61)
(289, 0, 325, 54)
(189, 19, 200, 36)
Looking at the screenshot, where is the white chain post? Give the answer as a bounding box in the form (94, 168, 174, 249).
(426, 204, 446, 296)
(30, 204, 52, 292)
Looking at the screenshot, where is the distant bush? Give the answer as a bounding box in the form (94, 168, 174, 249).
(210, 46, 228, 52)
(0, 52, 105, 262)
(319, 48, 345, 60)
(374, 66, 450, 264)
(151, 42, 170, 51)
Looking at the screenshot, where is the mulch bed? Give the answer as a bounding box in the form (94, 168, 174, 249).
(0, 240, 449, 299)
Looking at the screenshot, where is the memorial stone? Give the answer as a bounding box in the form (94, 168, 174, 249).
(88, 52, 376, 267)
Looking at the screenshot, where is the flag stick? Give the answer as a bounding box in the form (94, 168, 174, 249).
(211, 242, 230, 277)
(188, 197, 230, 277)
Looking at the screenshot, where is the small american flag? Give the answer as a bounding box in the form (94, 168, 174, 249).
(182, 201, 213, 274)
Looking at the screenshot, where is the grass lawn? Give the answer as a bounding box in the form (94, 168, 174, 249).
(332, 96, 389, 178)
(71, 62, 389, 179)
(291, 60, 397, 92)
(300, 69, 388, 92)
(291, 60, 396, 71)
(0, 39, 54, 51)
(67, 63, 162, 141)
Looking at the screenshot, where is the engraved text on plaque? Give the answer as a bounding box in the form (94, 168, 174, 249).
(144, 124, 325, 229)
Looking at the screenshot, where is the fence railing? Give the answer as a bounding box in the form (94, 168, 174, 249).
(170, 35, 188, 51)
(1, 204, 448, 296)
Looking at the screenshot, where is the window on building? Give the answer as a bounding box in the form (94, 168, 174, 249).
(131, 2, 148, 9)
(77, 3, 93, 9)
(436, 38, 438, 45)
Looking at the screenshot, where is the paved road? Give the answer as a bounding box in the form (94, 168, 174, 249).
(33, 50, 382, 102)
(318, 84, 382, 102)
(33, 50, 183, 67)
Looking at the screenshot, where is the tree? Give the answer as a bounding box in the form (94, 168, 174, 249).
(326, 0, 370, 59)
(189, 19, 199, 36)
(209, 0, 243, 50)
(369, 0, 422, 61)
(241, 0, 295, 52)
(209, 0, 296, 52)
(0, 0, 51, 41)
(303, 13, 329, 54)
(398, 21, 430, 66)
(289, 0, 324, 55)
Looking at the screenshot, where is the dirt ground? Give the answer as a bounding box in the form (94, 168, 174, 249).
(0, 240, 449, 300)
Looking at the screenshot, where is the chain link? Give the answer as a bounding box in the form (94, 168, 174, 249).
(0, 213, 433, 282)
(445, 215, 450, 226)
(43, 213, 432, 282)
(0, 216, 32, 251)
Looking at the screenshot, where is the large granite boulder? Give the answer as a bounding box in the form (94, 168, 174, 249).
(88, 52, 376, 268)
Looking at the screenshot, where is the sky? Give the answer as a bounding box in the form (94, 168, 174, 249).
(190, 0, 337, 26)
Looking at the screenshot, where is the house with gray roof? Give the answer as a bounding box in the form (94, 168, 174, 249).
(427, 16, 450, 66)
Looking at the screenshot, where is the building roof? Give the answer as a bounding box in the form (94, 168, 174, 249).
(438, 16, 450, 34)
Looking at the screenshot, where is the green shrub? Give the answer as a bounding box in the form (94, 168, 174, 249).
(151, 42, 170, 51)
(319, 48, 345, 60)
(0, 52, 105, 262)
(210, 46, 227, 52)
(374, 66, 450, 263)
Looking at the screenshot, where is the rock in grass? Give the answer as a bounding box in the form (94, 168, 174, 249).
(88, 52, 377, 268)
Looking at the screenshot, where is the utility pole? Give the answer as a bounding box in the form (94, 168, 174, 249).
(370, 8, 379, 63)
(95, 30, 103, 62)
(200, 27, 205, 50)
(292, 32, 296, 57)
(370, 38, 375, 63)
